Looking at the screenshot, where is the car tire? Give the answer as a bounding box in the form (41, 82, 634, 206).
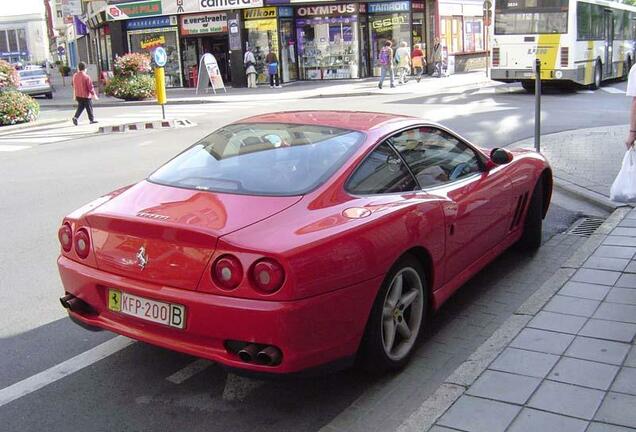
(359, 255, 427, 373)
(624, 57, 632, 81)
(590, 61, 602, 90)
(521, 80, 535, 93)
(517, 180, 543, 251)
(46, 93, 53, 99)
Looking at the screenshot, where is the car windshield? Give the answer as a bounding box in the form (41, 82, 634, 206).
(148, 122, 365, 196)
(19, 70, 46, 78)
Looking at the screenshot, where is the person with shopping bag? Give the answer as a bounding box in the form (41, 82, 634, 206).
(610, 64, 636, 202)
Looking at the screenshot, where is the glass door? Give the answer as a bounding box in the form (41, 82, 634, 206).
(604, 10, 614, 77)
(279, 19, 298, 82)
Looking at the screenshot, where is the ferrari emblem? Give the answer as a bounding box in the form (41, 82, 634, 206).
(136, 246, 149, 270)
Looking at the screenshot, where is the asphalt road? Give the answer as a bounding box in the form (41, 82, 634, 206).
(0, 79, 618, 431)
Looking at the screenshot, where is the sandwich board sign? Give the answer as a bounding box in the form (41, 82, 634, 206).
(196, 53, 226, 94)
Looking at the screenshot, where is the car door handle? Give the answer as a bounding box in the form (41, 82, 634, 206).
(449, 223, 455, 236)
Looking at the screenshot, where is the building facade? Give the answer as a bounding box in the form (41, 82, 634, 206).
(93, 0, 487, 87)
(0, 5, 51, 65)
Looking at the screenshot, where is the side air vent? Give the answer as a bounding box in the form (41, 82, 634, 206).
(510, 192, 529, 230)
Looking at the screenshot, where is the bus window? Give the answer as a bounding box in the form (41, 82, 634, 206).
(577, 2, 592, 40)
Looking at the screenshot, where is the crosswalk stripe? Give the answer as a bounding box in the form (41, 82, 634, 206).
(166, 359, 212, 384)
(0, 144, 31, 152)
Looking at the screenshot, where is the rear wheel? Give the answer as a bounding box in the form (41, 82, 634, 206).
(624, 57, 632, 81)
(45, 92, 53, 99)
(590, 61, 602, 90)
(521, 80, 535, 93)
(518, 180, 544, 251)
(359, 255, 427, 373)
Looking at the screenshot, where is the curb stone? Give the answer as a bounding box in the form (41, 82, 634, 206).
(97, 118, 195, 134)
(394, 207, 627, 432)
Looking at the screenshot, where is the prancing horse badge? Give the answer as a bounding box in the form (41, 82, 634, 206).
(136, 246, 149, 270)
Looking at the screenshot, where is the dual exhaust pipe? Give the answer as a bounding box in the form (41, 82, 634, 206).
(237, 344, 282, 366)
(59, 293, 94, 314)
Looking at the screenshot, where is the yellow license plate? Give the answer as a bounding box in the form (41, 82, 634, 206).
(108, 289, 186, 329)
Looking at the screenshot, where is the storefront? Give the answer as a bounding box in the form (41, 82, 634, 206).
(244, 7, 280, 84)
(179, 12, 229, 87)
(295, 3, 360, 80)
(126, 16, 183, 87)
(439, 0, 486, 72)
(368, 1, 411, 76)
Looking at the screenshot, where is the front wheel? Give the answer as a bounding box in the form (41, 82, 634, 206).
(517, 180, 544, 251)
(359, 255, 427, 373)
(590, 61, 602, 90)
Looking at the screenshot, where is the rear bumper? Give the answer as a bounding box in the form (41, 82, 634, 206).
(19, 86, 52, 95)
(491, 68, 578, 82)
(58, 255, 381, 374)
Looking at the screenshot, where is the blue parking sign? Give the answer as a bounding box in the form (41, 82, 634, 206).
(153, 47, 167, 67)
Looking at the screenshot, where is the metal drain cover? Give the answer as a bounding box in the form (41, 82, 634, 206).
(567, 217, 605, 237)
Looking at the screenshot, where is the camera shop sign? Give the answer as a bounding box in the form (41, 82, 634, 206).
(367, 1, 410, 14)
(199, 0, 263, 12)
(180, 12, 228, 35)
(296, 3, 357, 17)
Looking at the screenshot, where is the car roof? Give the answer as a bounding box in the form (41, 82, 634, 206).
(235, 111, 415, 132)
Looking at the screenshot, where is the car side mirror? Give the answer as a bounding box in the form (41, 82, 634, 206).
(490, 148, 513, 165)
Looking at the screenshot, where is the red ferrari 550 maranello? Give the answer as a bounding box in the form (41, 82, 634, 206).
(58, 111, 552, 374)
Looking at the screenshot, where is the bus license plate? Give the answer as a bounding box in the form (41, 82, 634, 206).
(108, 289, 186, 329)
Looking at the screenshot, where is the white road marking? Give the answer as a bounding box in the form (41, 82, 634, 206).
(578, 90, 595, 94)
(165, 359, 212, 384)
(601, 86, 625, 94)
(0, 336, 134, 408)
(0, 144, 30, 152)
(138, 140, 153, 147)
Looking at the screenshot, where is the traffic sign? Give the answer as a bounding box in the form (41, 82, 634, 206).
(483, 0, 492, 26)
(153, 47, 167, 67)
(57, 46, 65, 56)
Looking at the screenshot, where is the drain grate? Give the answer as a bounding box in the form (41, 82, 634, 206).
(567, 217, 605, 237)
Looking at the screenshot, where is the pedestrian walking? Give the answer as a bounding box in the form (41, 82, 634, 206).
(71, 62, 98, 125)
(395, 41, 411, 85)
(411, 43, 426, 82)
(265, 49, 281, 88)
(244, 48, 257, 89)
(432, 37, 442, 78)
(625, 64, 636, 148)
(378, 41, 395, 89)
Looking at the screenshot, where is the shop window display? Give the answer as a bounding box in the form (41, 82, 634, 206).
(296, 17, 360, 80)
(463, 17, 484, 52)
(369, 13, 410, 76)
(128, 27, 183, 87)
(245, 18, 279, 84)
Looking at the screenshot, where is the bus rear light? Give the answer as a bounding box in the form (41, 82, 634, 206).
(492, 48, 500, 67)
(560, 47, 569, 67)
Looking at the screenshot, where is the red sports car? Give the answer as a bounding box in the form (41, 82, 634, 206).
(57, 111, 552, 374)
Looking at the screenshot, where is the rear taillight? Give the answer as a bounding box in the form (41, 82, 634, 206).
(74, 228, 90, 259)
(560, 47, 569, 67)
(212, 255, 243, 290)
(492, 48, 500, 67)
(250, 259, 285, 294)
(58, 223, 72, 252)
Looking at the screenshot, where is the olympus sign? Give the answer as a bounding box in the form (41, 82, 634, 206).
(296, 4, 356, 16)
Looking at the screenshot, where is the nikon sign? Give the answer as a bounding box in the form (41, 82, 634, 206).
(200, 0, 263, 12)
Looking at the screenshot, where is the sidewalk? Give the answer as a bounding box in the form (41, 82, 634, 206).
(39, 69, 495, 108)
(511, 126, 627, 210)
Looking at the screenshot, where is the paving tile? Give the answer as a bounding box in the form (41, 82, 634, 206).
(595, 392, 636, 428)
(466, 370, 541, 404)
(612, 227, 636, 237)
(548, 357, 619, 390)
(437, 395, 521, 432)
(587, 423, 636, 432)
(604, 236, 636, 248)
(528, 311, 587, 334)
(625, 261, 636, 273)
(509, 328, 575, 355)
(544, 295, 601, 317)
(578, 319, 636, 343)
(593, 246, 636, 260)
(428, 427, 458, 432)
(507, 408, 588, 432)
(627, 347, 636, 367)
(619, 219, 636, 228)
(565, 336, 631, 365)
(606, 288, 636, 305)
(571, 269, 621, 286)
(558, 281, 610, 301)
(612, 367, 636, 396)
(527, 380, 605, 420)
(584, 256, 630, 272)
(615, 273, 636, 289)
(489, 347, 560, 378)
(593, 303, 636, 324)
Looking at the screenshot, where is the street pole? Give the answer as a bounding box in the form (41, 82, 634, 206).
(155, 66, 167, 120)
(534, 58, 541, 152)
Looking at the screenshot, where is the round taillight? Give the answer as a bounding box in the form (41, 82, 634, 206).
(58, 223, 72, 252)
(74, 229, 90, 259)
(251, 259, 285, 293)
(212, 255, 243, 290)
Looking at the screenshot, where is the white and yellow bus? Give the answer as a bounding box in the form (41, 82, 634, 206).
(490, 0, 636, 91)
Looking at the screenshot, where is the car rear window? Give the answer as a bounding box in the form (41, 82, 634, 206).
(148, 123, 365, 196)
(19, 70, 46, 78)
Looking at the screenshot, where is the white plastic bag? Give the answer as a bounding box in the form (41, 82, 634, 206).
(610, 149, 636, 202)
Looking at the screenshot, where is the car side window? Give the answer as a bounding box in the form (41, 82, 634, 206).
(391, 127, 483, 188)
(346, 142, 417, 194)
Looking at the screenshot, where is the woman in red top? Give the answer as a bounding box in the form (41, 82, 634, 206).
(411, 44, 426, 83)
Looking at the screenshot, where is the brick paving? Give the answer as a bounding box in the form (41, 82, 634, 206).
(428, 209, 636, 432)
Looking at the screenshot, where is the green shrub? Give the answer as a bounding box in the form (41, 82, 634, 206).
(0, 60, 19, 90)
(104, 74, 155, 100)
(0, 91, 39, 126)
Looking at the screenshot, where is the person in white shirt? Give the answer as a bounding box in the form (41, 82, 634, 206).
(244, 48, 257, 89)
(625, 64, 636, 148)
